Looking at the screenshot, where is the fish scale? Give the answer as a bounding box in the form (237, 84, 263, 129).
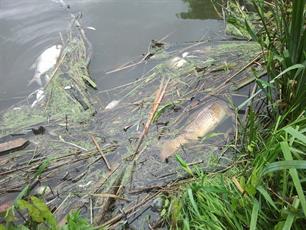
(160, 100, 230, 160)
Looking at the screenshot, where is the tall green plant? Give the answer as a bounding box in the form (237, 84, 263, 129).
(227, 0, 306, 120)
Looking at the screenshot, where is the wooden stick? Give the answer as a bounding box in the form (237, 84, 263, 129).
(91, 136, 112, 171)
(223, 52, 263, 85)
(133, 78, 170, 158)
(101, 192, 160, 228)
(90, 193, 129, 201)
(105, 34, 171, 75)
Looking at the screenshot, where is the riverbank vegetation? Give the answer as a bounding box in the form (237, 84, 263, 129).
(0, 1, 304, 229)
(165, 0, 306, 229)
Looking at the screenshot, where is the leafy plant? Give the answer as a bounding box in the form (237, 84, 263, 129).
(227, 0, 306, 121)
(0, 196, 98, 230)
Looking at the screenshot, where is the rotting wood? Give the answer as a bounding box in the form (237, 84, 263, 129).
(0, 138, 29, 155)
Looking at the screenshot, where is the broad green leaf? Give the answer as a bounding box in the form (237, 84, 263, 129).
(262, 160, 306, 175)
(17, 199, 43, 223)
(31, 196, 57, 229)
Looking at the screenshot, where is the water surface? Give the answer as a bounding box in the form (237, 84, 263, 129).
(0, 0, 225, 111)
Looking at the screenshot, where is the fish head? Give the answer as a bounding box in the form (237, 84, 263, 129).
(55, 44, 63, 50)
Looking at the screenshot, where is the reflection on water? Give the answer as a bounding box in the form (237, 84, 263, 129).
(178, 0, 221, 19)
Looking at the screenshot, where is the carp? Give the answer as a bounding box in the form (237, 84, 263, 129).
(160, 100, 231, 161)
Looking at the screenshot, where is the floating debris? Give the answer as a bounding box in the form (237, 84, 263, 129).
(168, 56, 187, 69)
(31, 126, 46, 135)
(34, 185, 52, 196)
(30, 88, 45, 108)
(0, 138, 29, 155)
(0, 38, 261, 228)
(105, 100, 120, 110)
(86, 26, 96, 31)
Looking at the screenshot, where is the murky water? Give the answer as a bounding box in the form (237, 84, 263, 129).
(0, 0, 224, 111)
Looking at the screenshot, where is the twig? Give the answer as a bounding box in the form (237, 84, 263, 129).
(92, 163, 120, 194)
(93, 167, 125, 224)
(222, 52, 263, 86)
(71, 171, 87, 183)
(0, 165, 30, 176)
(90, 193, 129, 201)
(105, 53, 151, 74)
(91, 136, 111, 171)
(44, 51, 67, 89)
(59, 135, 88, 151)
(100, 192, 160, 228)
(105, 34, 171, 75)
(90, 197, 93, 225)
(54, 193, 71, 215)
(133, 78, 170, 158)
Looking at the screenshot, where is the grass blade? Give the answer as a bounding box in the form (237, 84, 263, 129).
(283, 197, 300, 230)
(262, 160, 306, 175)
(281, 141, 306, 216)
(284, 126, 306, 144)
(187, 188, 200, 216)
(250, 199, 259, 230)
(256, 186, 278, 211)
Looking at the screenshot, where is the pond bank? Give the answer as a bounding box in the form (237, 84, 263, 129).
(0, 15, 264, 228)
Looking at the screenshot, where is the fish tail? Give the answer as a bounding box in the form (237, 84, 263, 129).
(160, 136, 186, 161)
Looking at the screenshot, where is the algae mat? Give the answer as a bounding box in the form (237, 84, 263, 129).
(0, 40, 262, 228)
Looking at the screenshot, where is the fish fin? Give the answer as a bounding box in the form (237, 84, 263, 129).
(28, 72, 42, 86)
(160, 137, 185, 161)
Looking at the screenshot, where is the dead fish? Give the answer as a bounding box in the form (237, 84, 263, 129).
(28, 44, 62, 86)
(86, 26, 96, 31)
(160, 100, 230, 161)
(105, 100, 120, 110)
(30, 88, 45, 108)
(168, 56, 187, 69)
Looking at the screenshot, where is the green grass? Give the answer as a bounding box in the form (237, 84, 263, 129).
(165, 0, 306, 229)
